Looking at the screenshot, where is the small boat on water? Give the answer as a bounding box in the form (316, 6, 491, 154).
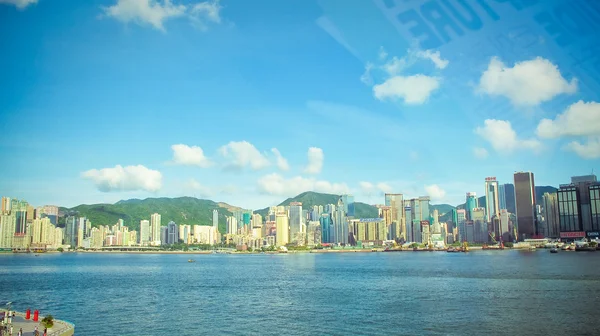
(188, 259, 196, 263)
(550, 248, 558, 253)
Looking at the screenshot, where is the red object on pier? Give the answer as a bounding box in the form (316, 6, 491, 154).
(26, 309, 31, 320)
(33, 310, 39, 322)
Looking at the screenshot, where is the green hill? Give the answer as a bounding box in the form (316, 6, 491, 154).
(254, 191, 379, 218)
(62, 197, 232, 232)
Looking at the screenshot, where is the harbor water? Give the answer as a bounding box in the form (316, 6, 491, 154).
(1, 251, 600, 335)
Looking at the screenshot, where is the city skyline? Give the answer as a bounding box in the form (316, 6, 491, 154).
(1, 0, 599, 210)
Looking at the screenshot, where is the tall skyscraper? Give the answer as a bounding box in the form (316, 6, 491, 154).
(556, 175, 600, 239)
(289, 202, 304, 245)
(514, 171, 537, 240)
(341, 195, 355, 217)
(167, 221, 179, 245)
(456, 209, 466, 242)
(1, 197, 10, 214)
(384, 193, 405, 241)
(465, 192, 478, 221)
(499, 209, 511, 242)
(503, 183, 516, 214)
(334, 197, 348, 244)
(212, 209, 219, 233)
(140, 220, 150, 245)
(150, 213, 161, 245)
(484, 177, 500, 223)
(275, 211, 289, 246)
(498, 184, 507, 210)
(542, 193, 559, 238)
(319, 213, 332, 243)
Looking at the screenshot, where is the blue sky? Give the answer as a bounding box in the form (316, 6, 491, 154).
(1, 0, 599, 209)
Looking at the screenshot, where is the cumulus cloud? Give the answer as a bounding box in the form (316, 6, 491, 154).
(271, 148, 290, 171)
(564, 137, 600, 159)
(103, 0, 222, 31)
(378, 46, 388, 60)
(186, 178, 212, 197)
(473, 147, 489, 159)
(0, 0, 37, 9)
(537, 101, 600, 139)
(478, 57, 577, 106)
(219, 141, 270, 171)
(425, 184, 446, 202)
(417, 50, 449, 69)
(171, 144, 212, 168)
(360, 181, 392, 195)
(373, 75, 440, 104)
(257, 173, 349, 196)
(304, 147, 324, 174)
(382, 57, 409, 76)
(475, 119, 541, 153)
(82, 165, 162, 192)
(360, 62, 374, 85)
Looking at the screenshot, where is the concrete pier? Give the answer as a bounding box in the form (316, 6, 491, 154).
(1, 310, 74, 336)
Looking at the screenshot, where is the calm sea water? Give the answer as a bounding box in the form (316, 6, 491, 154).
(1, 251, 600, 336)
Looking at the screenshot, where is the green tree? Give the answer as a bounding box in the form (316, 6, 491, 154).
(41, 315, 54, 328)
(57, 247, 64, 252)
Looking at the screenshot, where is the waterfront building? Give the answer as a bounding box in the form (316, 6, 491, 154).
(334, 197, 349, 244)
(0, 213, 16, 248)
(194, 225, 215, 244)
(1, 196, 10, 214)
(275, 211, 289, 246)
(465, 192, 478, 221)
(456, 209, 466, 242)
(289, 202, 304, 246)
(160, 226, 168, 245)
(404, 202, 413, 242)
(484, 177, 500, 224)
(319, 213, 332, 243)
(385, 193, 405, 241)
(212, 209, 219, 232)
(306, 221, 321, 247)
(514, 171, 537, 240)
(167, 221, 178, 244)
(226, 216, 237, 235)
(498, 184, 507, 211)
(557, 175, 600, 239)
(472, 207, 487, 243)
(499, 209, 511, 242)
(341, 194, 355, 217)
(150, 213, 161, 246)
(140, 220, 150, 245)
(349, 218, 386, 245)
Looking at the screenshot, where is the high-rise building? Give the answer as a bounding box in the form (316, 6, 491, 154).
(150, 213, 161, 245)
(275, 211, 289, 246)
(557, 175, 600, 239)
(334, 197, 349, 244)
(456, 209, 466, 242)
(226, 216, 237, 235)
(160, 226, 168, 245)
(0, 213, 16, 248)
(498, 184, 508, 211)
(319, 213, 332, 243)
(542, 193, 559, 238)
(499, 209, 511, 242)
(514, 171, 537, 240)
(384, 193, 405, 241)
(503, 183, 516, 214)
(64, 216, 78, 247)
(341, 195, 355, 217)
(140, 220, 150, 245)
(289, 202, 304, 245)
(465, 192, 478, 221)
(1, 197, 10, 214)
(212, 209, 219, 233)
(167, 221, 179, 245)
(484, 177, 500, 223)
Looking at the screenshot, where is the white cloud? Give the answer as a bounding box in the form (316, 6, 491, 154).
(360, 62, 374, 85)
(475, 119, 542, 153)
(219, 141, 270, 171)
(378, 46, 388, 60)
(425, 184, 446, 202)
(373, 75, 440, 104)
(82, 165, 162, 192)
(103, 0, 222, 32)
(417, 50, 449, 69)
(270, 148, 290, 171)
(478, 57, 577, 106)
(537, 101, 600, 139)
(304, 147, 324, 174)
(382, 56, 408, 76)
(473, 147, 489, 159)
(171, 144, 212, 168)
(359, 181, 392, 195)
(0, 0, 36, 9)
(257, 173, 349, 196)
(186, 178, 212, 197)
(565, 137, 600, 159)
